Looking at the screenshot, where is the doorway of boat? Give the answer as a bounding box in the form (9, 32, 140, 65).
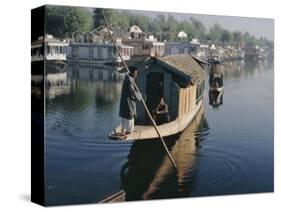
(145, 72, 164, 123)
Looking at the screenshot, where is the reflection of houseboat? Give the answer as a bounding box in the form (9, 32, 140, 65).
(244, 45, 268, 61)
(31, 34, 68, 72)
(31, 72, 70, 99)
(102, 104, 206, 202)
(46, 72, 70, 99)
(109, 54, 205, 141)
(68, 64, 125, 83)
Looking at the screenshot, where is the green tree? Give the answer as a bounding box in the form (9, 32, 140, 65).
(190, 17, 206, 38)
(93, 8, 113, 29)
(208, 23, 223, 42)
(233, 31, 243, 47)
(46, 6, 93, 38)
(221, 29, 233, 44)
(243, 32, 257, 47)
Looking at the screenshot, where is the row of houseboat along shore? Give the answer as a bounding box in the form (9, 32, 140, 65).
(31, 25, 273, 68)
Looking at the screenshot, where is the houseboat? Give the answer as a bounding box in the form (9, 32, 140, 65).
(189, 38, 200, 55)
(164, 41, 189, 56)
(67, 40, 134, 65)
(109, 54, 205, 141)
(122, 35, 165, 58)
(188, 39, 209, 61)
(31, 34, 68, 72)
(208, 44, 223, 64)
(121, 25, 165, 58)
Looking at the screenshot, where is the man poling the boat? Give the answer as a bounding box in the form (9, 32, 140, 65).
(117, 66, 142, 136)
(102, 11, 178, 171)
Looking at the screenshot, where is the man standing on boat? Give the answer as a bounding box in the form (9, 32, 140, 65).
(118, 66, 142, 136)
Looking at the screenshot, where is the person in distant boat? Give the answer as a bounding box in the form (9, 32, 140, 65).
(155, 97, 170, 125)
(118, 66, 142, 136)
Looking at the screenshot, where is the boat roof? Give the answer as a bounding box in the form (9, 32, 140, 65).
(32, 38, 68, 47)
(155, 54, 206, 86)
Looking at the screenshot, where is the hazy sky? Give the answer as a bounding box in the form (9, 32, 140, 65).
(126, 9, 274, 41)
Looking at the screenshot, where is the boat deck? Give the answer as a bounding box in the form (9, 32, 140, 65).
(109, 101, 203, 141)
(109, 118, 180, 141)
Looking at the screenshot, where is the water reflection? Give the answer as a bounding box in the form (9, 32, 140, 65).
(120, 105, 209, 201)
(42, 58, 273, 205)
(222, 59, 273, 80)
(45, 64, 124, 111)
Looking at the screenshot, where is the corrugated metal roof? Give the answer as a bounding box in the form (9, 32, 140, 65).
(156, 54, 206, 85)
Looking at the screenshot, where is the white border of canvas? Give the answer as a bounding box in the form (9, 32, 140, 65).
(0, 0, 279, 211)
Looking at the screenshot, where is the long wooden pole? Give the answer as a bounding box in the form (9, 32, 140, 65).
(102, 11, 177, 171)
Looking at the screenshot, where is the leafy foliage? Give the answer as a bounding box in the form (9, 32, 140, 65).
(46, 5, 93, 38)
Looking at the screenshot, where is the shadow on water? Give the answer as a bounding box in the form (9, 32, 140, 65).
(120, 105, 209, 201)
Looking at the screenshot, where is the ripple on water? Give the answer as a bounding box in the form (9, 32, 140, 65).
(185, 149, 252, 195)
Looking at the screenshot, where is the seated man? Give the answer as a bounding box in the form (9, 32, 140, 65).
(155, 97, 170, 125)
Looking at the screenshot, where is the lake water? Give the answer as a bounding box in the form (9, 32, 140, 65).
(44, 59, 274, 205)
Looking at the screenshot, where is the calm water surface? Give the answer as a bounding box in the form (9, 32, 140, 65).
(45, 59, 273, 205)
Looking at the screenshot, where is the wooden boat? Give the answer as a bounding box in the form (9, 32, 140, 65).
(209, 63, 223, 92)
(99, 190, 126, 203)
(109, 54, 206, 141)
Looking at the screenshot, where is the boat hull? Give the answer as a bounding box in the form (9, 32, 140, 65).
(109, 99, 203, 141)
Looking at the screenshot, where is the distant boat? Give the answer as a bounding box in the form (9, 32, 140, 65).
(208, 63, 224, 107)
(209, 63, 223, 92)
(31, 34, 68, 73)
(67, 40, 134, 65)
(109, 54, 206, 141)
(31, 34, 68, 62)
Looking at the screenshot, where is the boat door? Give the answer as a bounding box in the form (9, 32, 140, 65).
(146, 72, 164, 120)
